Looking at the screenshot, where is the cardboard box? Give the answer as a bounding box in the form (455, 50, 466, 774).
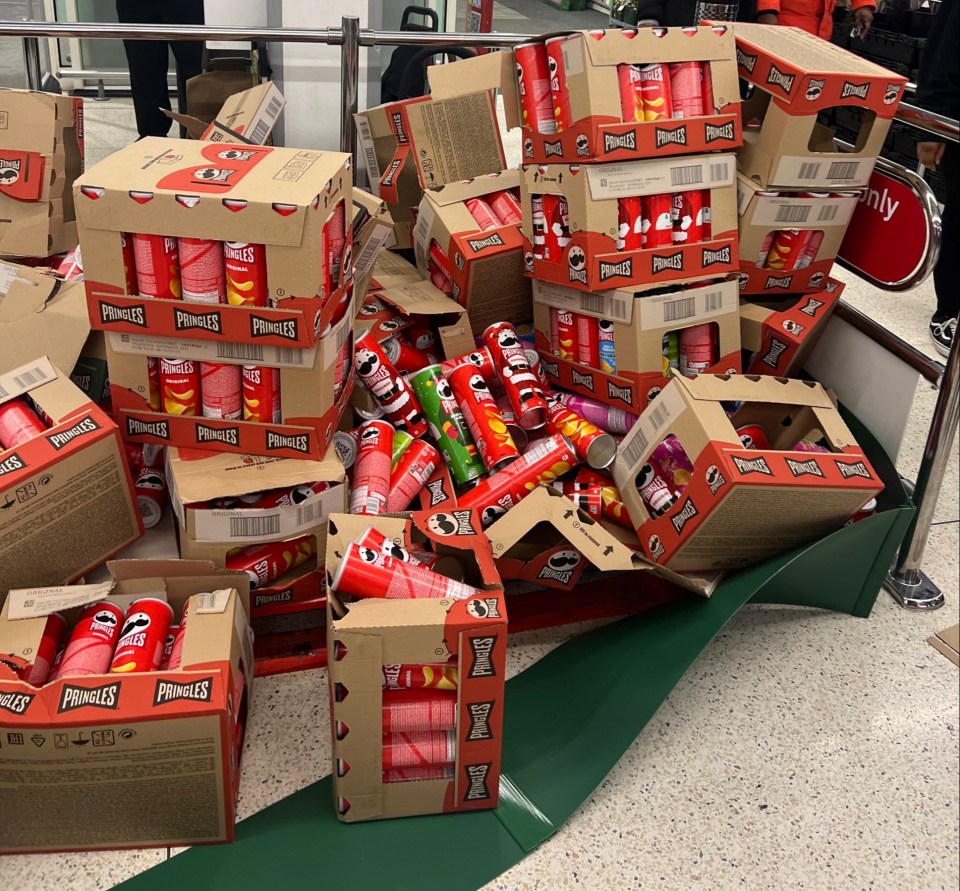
(104, 291, 354, 460)
(76, 138, 353, 349)
(734, 23, 907, 190)
(0, 89, 84, 257)
(739, 278, 843, 377)
(736, 175, 859, 294)
(366, 250, 422, 292)
(413, 169, 531, 334)
(492, 27, 742, 164)
(612, 374, 884, 571)
(0, 563, 253, 853)
(354, 97, 431, 250)
(533, 276, 742, 413)
(326, 509, 507, 822)
(927, 624, 960, 668)
(164, 81, 286, 144)
(0, 357, 142, 598)
(166, 446, 347, 615)
(520, 154, 739, 291)
(351, 187, 397, 307)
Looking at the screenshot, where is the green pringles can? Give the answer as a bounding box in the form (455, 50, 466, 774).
(391, 430, 414, 471)
(407, 364, 484, 486)
(662, 331, 679, 376)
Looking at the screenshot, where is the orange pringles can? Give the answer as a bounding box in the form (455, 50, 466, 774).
(110, 598, 174, 673)
(242, 365, 282, 423)
(132, 233, 181, 299)
(224, 241, 268, 306)
(158, 358, 200, 416)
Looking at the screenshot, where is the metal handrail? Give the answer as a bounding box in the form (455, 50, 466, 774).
(1, 15, 957, 609)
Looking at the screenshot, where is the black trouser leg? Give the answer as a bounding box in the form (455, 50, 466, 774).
(167, 0, 206, 113)
(933, 144, 959, 320)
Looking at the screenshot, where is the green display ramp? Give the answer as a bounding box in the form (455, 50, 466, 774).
(119, 411, 912, 891)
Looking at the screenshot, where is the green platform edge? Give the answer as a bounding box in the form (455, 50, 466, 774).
(119, 409, 912, 891)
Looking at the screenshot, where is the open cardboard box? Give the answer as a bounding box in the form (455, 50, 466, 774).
(520, 153, 739, 291)
(612, 374, 884, 571)
(351, 187, 397, 308)
(533, 275, 741, 414)
(166, 446, 347, 615)
(0, 89, 84, 257)
(0, 355, 141, 598)
(0, 562, 252, 853)
(736, 174, 859, 294)
(163, 81, 285, 145)
(739, 277, 843, 377)
(325, 509, 507, 822)
(77, 138, 353, 349)
(733, 23, 906, 190)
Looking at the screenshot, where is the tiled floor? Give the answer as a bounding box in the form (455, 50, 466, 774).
(3, 12, 959, 890)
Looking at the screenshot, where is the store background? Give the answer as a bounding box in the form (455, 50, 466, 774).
(0, 0, 957, 887)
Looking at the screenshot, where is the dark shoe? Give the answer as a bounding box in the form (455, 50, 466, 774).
(929, 316, 956, 357)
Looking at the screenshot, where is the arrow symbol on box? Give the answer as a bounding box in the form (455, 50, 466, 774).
(604, 546, 614, 556)
(563, 510, 574, 519)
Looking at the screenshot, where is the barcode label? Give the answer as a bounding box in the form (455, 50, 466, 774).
(265, 96, 283, 119)
(671, 164, 703, 187)
(649, 401, 672, 430)
(621, 428, 650, 469)
(296, 501, 323, 527)
(13, 366, 51, 390)
(229, 515, 281, 538)
(250, 119, 270, 145)
(336, 322, 349, 351)
(0, 384, 7, 398)
(709, 161, 730, 182)
(217, 342, 264, 362)
(775, 205, 811, 223)
(827, 161, 859, 181)
(606, 298, 628, 321)
(663, 296, 697, 322)
(355, 118, 381, 185)
(704, 290, 723, 312)
(274, 347, 306, 366)
(817, 205, 839, 222)
(798, 162, 822, 180)
(580, 293, 606, 314)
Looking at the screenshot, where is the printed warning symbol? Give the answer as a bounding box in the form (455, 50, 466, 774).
(30, 734, 45, 747)
(92, 730, 115, 747)
(54, 732, 69, 749)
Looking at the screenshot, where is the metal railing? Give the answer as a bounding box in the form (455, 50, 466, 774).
(0, 16, 956, 608)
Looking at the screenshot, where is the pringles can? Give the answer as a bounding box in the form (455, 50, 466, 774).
(110, 598, 174, 673)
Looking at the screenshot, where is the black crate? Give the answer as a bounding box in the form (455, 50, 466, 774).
(850, 28, 925, 67)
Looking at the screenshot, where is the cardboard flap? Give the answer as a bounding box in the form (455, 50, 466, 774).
(377, 280, 466, 317)
(427, 169, 521, 207)
(161, 110, 209, 140)
(676, 372, 834, 408)
(167, 446, 344, 502)
(0, 263, 90, 376)
(5, 581, 116, 620)
(485, 487, 648, 573)
(427, 51, 521, 130)
(369, 251, 422, 289)
(105, 558, 217, 581)
(580, 24, 734, 65)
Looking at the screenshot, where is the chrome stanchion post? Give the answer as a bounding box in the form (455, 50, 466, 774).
(340, 15, 360, 164)
(885, 334, 960, 610)
(21, 31, 42, 91)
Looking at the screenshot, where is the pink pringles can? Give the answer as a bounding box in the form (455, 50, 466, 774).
(556, 393, 638, 435)
(650, 434, 694, 491)
(54, 601, 125, 679)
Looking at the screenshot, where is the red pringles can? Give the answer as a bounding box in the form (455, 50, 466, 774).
(383, 336, 434, 376)
(160, 627, 178, 670)
(553, 480, 603, 521)
(200, 362, 242, 420)
(668, 61, 703, 118)
(796, 230, 824, 269)
(386, 438, 440, 513)
(53, 601, 125, 678)
(465, 197, 502, 231)
(382, 690, 458, 733)
(531, 193, 546, 259)
(119, 232, 138, 294)
(545, 397, 617, 469)
(642, 193, 674, 248)
(354, 329, 429, 439)
(438, 347, 497, 383)
(736, 424, 771, 450)
(0, 398, 48, 449)
(577, 314, 600, 367)
(514, 40, 556, 135)
(134, 463, 167, 529)
(554, 308, 579, 361)
(617, 64, 644, 123)
(382, 730, 457, 770)
(459, 433, 579, 523)
(242, 365, 282, 423)
(574, 467, 634, 528)
(765, 229, 811, 271)
(448, 364, 520, 473)
(158, 358, 200, 416)
(224, 241, 268, 307)
(639, 63, 672, 121)
(323, 200, 347, 293)
(545, 35, 574, 132)
(146, 356, 162, 410)
(618, 195, 644, 250)
(178, 237, 226, 304)
(19, 612, 67, 686)
(672, 190, 704, 245)
(333, 543, 482, 601)
(165, 604, 189, 671)
(483, 321, 549, 431)
(382, 663, 458, 690)
(679, 324, 717, 377)
(636, 461, 679, 516)
(488, 189, 523, 226)
(384, 765, 454, 784)
(132, 233, 181, 300)
(349, 419, 394, 516)
(110, 598, 174, 673)
(226, 534, 316, 589)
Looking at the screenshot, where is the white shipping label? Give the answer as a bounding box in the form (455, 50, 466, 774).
(194, 588, 235, 615)
(106, 332, 316, 369)
(772, 155, 874, 188)
(7, 581, 116, 619)
(354, 116, 382, 187)
(638, 282, 737, 329)
(0, 261, 28, 294)
(534, 280, 632, 323)
(749, 196, 857, 229)
(587, 154, 735, 200)
(0, 357, 58, 404)
(192, 484, 344, 542)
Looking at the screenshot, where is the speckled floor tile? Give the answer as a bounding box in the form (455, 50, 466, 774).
(0, 848, 169, 889)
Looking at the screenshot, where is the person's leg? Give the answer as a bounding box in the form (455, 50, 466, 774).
(164, 0, 206, 106)
(930, 143, 958, 356)
(116, 0, 172, 139)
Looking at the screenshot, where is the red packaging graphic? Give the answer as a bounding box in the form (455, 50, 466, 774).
(639, 63, 672, 121)
(165, 604, 189, 671)
(383, 765, 454, 784)
(146, 356, 162, 410)
(120, 232, 138, 294)
(349, 419, 394, 516)
(383, 336, 435, 376)
(200, 362, 242, 420)
(53, 601, 125, 679)
(577, 314, 600, 368)
(109, 598, 174, 673)
(554, 309, 579, 361)
(158, 358, 201, 416)
(545, 398, 617, 469)
(636, 461, 679, 516)
(224, 241, 268, 307)
(618, 195, 645, 250)
(617, 64, 644, 123)
(642, 193, 674, 248)
(134, 464, 167, 529)
(545, 35, 574, 131)
(488, 189, 523, 226)
(679, 324, 717, 377)
(382, 690, 458, 733)
(765, 229, 811, 271)
(0, 398, 48, 449)
(132, 233, 181, 300)
(465, 197, 501, 231)
(736, 424, 772, 450)
(241, 365, 282, 423)
(438, 348, 497, 383)
(382, 730, 457, 770)
(178, 237, 226, 304)
(672, 190, 704, 245)
(354, 329, 429, 438)
(514, 41, 557, 134)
